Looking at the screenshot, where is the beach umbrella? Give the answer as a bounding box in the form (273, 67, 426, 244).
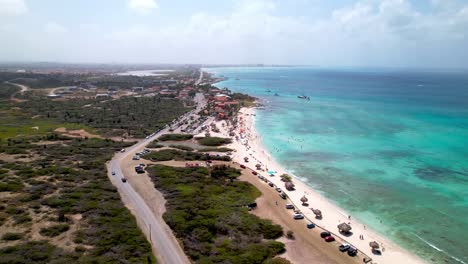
(256, 163, 261, 168)
(369, 241, 380, 249)
(285, 182, 295, 191)
(300, 195, 308, 203)
(268, 170, 276, 175)
(337, 222, 352, 233)
(312, 209, 322, 215)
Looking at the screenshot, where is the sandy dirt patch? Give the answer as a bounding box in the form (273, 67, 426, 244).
(54, 127, 103, 139)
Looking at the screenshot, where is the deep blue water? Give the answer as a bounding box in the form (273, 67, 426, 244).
(207, 67, 468, 264)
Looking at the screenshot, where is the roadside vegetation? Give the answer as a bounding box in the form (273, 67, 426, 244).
(196, 136, 232, 146)
(0, 135, 154, 263)
(198, 147, 233, 152)
(157, 133, 193, 141)
(148, 164, 285, 263)
(168, 144, 194, 151)
(142, 149, 231, 162)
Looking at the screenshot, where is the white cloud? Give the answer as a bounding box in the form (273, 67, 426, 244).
(0, 0, 27, 16)
(128, 0, 158, 15)
(44, 22, 67, 34)
(1, 0, 467, 67)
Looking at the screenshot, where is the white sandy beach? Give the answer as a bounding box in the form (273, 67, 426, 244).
(201, 106, 426, 264)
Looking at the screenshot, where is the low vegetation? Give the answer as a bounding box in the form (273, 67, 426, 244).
(0, 83, 19, 100)
(198, 147, 233, 152)
(148, 164, 284, 263)
(158, 133, 193, 141)
(196, 136, 232, 146)
(168, 144, 194, 151)
(1, 232, 23, 241)
(142, 149, 231, 162)
(0, 135, 154, 262)
(19, 96, 188, 138)
(39, 224, 70, 237)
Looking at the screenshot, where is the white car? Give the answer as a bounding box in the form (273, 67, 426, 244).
(120, 148, 126, 153)
(293, 213, 304, 220)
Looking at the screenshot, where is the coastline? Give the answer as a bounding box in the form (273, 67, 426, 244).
(208, 105, 427, 264)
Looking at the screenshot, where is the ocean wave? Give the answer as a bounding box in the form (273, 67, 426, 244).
(413, 233, 466, 264)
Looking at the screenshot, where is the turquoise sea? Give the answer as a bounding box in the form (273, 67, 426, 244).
(207, 67, 468, 264)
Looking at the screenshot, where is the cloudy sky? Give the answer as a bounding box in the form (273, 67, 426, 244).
(1, 0, 468, 68)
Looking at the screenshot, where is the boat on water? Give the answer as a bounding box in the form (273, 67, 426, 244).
(298, 95, 311, 100)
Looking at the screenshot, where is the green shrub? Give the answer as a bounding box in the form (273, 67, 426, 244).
(169, 144, 194, 151)
(39, 224, 70, 237)
(198, 147, 233, 152)
(158, 134, 193, 141)
(196, 137, 232, 146)
(2, 232, 23, 241)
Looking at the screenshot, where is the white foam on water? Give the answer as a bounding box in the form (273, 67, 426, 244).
(413, 233, 467, 264)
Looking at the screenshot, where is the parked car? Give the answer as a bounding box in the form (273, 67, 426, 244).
(252, 171, 258, 175)
(347, 247, 357, 256)
(286, 204, 294, 209)
(339, 243, 350, 252)
(320, 231, 331, 238)
(120, 148, 126, 152)
(307, 223, 315, 229)
(275, 187, 282, 192)
(240, 164, 246, 169)
(324, 236, 335, 242)
(132, 155, 140, 160)
(121, 178, 127, 183)
(293, 213, 304, 220)
(111, 171, 116, 175)
(279, 192, 287, 199)
(268, 182, 274, 187)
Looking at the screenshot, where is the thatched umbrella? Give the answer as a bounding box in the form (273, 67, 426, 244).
(337, 222, 352, 233)
(312, 209, 322, 218)
(300, 195, 308, 203)
(285, 182, 295, 191)
(255, 163, 261, 168)
(369, 241, 380, 250)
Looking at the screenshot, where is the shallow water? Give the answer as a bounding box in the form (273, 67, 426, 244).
(208, 67, 468, 264)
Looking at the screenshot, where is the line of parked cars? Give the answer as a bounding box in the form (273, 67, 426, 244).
(239, 161, 362, 259)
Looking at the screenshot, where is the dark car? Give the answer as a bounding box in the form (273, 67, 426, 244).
(339, 243, 350, 252)
(240, 164, 246, 169)
(347, 247, 357, 256)
(324, 236, 335, 242)
(121, 178, 127, 183)
(307, 223, 315, 229)
(252, 171, 258, 175)
(320, 231, 331, 238)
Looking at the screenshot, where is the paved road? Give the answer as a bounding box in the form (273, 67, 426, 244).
(195, 70, 203, 85)
(107, 93, 207, 264)
(108, 130, 190, 264)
